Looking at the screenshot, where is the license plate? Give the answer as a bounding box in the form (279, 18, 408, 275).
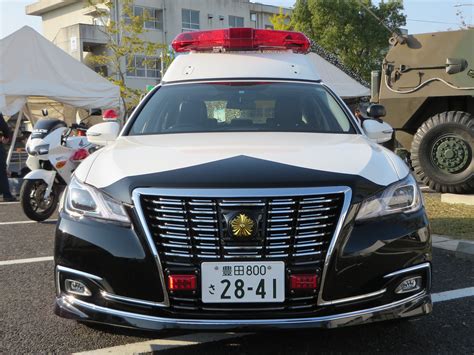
(201, 261, 285, 303)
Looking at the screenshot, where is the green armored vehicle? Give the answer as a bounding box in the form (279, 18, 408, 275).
(371, 29, 473, 193)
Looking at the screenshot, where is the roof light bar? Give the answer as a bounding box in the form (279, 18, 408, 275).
(171, 28, 311, 54)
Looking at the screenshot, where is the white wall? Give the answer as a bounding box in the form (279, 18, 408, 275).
(164, 0, 251, 42)
(41, 1, 93, 40)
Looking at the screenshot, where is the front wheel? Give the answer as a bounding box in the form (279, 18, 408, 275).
(20, 179, 59, 221)
(411, 111, 473, 194)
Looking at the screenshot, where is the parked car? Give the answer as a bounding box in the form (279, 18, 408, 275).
(54, 28, 432, 331)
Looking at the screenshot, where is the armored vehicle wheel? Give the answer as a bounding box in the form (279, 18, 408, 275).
(411, 111, 473, 193)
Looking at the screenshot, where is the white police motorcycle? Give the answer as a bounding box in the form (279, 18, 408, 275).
(21, 116, 94, 221)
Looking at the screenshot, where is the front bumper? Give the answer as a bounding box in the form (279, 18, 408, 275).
(54, 190, 432, 330)
(55, 291, 432, 330)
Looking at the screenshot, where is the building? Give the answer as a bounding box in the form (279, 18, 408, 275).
(26, 0, 292, 91)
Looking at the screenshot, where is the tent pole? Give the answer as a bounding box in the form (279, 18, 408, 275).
(6, 109, 23, 170)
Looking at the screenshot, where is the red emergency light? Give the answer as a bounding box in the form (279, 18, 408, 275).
(171, 28, 311, 54)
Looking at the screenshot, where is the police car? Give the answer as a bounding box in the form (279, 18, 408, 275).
(54, 28, 432, 330)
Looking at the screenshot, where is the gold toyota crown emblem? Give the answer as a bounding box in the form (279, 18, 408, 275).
(230, 213, 255, 237)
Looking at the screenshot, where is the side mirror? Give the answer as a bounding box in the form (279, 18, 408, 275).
(366, 104, 386, 119)
(362, 119, 393, 144)
(87, 122, 120, 146)
(41, 109, 48, 117)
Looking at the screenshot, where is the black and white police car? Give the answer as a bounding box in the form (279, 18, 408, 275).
(55, 28, 432, 330)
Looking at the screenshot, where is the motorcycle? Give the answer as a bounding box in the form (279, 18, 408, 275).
(21, 113, 95, 221)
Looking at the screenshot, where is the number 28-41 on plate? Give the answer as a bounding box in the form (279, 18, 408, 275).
(201, 261, 285, 303)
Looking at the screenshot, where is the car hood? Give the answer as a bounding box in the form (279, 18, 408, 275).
(76, 132, 409, 204)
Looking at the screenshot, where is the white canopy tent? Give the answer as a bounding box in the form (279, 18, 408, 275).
(0, 26, 120, 167)
(307, 52, 370, 99)
(0, 26, 120, 115)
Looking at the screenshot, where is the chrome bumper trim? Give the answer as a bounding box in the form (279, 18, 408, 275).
(318, 288, 387, 306)
(101, 291, 167, 308)
(58, 290, 430, 330)
(56, 265, 103, 281)
(384, 262, 431, 278)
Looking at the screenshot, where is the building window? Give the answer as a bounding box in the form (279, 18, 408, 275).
(229, 15, 244, 28)
(144, 8, 162, 30)
(265, 24, 274, 30)
(126, 55, 160, 78)
(182, 9, 200, 31)
(124, 6, 162, 30)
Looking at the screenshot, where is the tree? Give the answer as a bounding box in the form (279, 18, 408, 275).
(85, 0, 171, 117)
(290, 0, 406, 81)
(269, 7, 292, 30)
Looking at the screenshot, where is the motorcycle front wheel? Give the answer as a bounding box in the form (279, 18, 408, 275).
(20, 179, 59, 221)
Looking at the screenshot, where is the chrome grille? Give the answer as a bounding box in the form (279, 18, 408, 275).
(139, 190, 345, 314)
(140, 193, 343, 266)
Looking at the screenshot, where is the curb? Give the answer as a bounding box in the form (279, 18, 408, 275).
(432, 234, 474, 261)
(440, 193, 474, 206)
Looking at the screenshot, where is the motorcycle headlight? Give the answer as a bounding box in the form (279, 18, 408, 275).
(356, 174, 423, 221)
(64, 177, 130, 225)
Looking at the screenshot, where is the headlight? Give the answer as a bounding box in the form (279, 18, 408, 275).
(356, 174, 423, 221)
(64, 177, 130, 225)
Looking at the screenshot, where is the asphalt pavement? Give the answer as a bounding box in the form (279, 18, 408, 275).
(1, 202, 473, 354)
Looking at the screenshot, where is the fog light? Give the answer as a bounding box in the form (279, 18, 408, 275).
(290, 274, 318, 290)
(168, 274, 197, 291)
(395, 276, 422, 294)
(65, 279, 91, 296)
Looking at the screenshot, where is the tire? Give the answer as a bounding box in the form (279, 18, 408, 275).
(411, 111, 474, 194)
(20, 179, 59, 221)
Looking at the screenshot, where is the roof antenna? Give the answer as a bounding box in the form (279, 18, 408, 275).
(357, 0, 407, 45)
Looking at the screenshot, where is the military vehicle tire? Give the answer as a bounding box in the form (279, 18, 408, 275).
(411, 111, 473, 193)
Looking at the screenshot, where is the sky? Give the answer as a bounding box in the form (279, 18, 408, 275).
(0, 0, 473, 39)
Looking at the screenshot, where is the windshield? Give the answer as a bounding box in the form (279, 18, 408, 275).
(127, 82, 356, 135)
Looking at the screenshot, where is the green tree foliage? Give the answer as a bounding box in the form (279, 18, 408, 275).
(269, 7, 292, 30)
(290, 0, 406, 81)
(85, 0, 171, 116)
